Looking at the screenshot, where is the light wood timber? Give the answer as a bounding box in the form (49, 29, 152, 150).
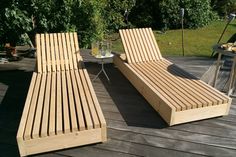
(17, 32, 106, 156)
(114, 28, 232, 126)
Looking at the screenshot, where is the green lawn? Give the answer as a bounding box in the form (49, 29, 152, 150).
(111, 20, 236, 57)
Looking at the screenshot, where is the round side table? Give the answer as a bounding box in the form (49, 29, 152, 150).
(92, 54, 114, 81)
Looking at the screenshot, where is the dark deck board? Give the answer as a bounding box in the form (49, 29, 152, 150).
(0, 50, 236, 157)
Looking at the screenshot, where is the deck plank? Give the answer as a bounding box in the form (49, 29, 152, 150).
(1, 51, 236, 157)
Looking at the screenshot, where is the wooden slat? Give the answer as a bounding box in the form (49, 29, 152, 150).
(45, 34, 51, 72)
(54, 34, 61, 71)
(82, 67, 106, 127)
(56, 72, 63, 134)
(126, 29, 139, 63)
(79, 68, 100, 128)
(74, 70, 93, 129)
(61, 33, 69, 70)
(70, 70, 85, 130)
(70, 33, 78, 69)
(40, 34, 47, 72)
(141, 28, 156, 61)
(58, 34, 65, 71)
(132, 29, 145, 62)
(157, 61, 218, 106)
(119, 28, 163, 63)
(61, 71, 71, 133)
(66, 70, 78, 131)
(134, 63, 188, 111)
(139, 28, 152, 61)
(24, 74, 42, 140)
(17, 73, 37, 139)
(73, 33, 82, 62)
(41, 73, 52, 137)
(50, 34, 56, 72)
(119, 30, 133, 63)
(144, 62, 202, 109)
(147, 28, 163, 60)
(32, 74, 47, 138)
(129, 64, 180, 111)
(153, 61, 213, 107)
(66, 33, 74, 70)
(36, 35, 42, 73)
(135, 29, 149, 62)
(164, 60, 227, 103)
(49, 72, 56, 135)
(113, 56, 177, 118)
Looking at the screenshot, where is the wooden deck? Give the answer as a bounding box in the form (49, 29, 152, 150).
(1, 50, 236, 157)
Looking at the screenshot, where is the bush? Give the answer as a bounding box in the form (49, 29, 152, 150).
(159, 0, 218, 29)
(130, 0, 218, 29)
(0, 2, 32, 46)
(71, 0, 106, 48)
(211, 0, 236, 17)
(0, 0, 108, 48)
(129, 0, 157, 28)
(159, 0, 180, 30)
(104, 0, 135, 31)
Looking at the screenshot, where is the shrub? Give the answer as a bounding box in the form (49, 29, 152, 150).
(211, 0, 236, 17)
(129, 0, 157, 28)
(104, 0, 136, 31)
(130, 0, 218, 29)
(159, 0, 218, 29)
(71, 0, 106, 47)
(0, 2, 32, 46)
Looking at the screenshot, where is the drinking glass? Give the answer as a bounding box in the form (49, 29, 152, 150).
(91, 41, 99, 56)
(100, 41, 106, 56)
(105, 40, 112, 56)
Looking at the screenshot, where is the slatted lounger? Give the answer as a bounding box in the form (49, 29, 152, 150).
(17, 33, 106, 156)
(114, 28, 232, 126)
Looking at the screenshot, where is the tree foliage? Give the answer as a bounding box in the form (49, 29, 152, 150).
(130, 0, 218, 29)
(0, 0, 32, 46)
(104, 0, 135, 31)
(211, 0, 236, 17)
(0, 0, 234, 47)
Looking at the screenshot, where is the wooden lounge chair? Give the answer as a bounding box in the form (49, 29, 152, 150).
(114, 28, 232, 126)
(17, 33, 106, 156)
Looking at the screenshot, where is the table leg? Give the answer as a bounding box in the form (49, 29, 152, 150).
(213, 53, 222, 87)
(93, 68, 103, 81)
(227, 57, 236, 96)
(101, 62, 110, 81)
(93, 59, 110, 81)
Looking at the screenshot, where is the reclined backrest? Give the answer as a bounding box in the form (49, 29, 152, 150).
(36, 32, 80, 73)
(119, 28, 163, 64)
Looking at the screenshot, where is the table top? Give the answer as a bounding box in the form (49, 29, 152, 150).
(213, 44, 236, 57)
(93, 53, 114, 59)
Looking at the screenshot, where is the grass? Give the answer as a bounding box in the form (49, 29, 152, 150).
(111, 20, 236, 57)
